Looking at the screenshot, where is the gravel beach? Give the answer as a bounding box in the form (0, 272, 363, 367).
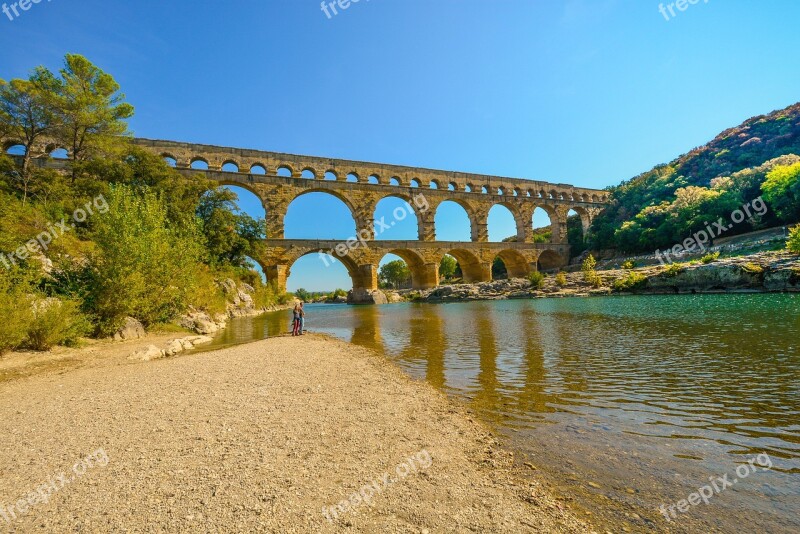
(0, 334, 590, 533)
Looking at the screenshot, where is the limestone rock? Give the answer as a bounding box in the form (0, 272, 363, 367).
(128, 345, 164, 362)
(113, 317, 146, 342)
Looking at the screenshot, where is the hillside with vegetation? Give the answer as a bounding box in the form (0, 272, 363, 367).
(589, 103, 800, 254)
(0, 54, 288, 354)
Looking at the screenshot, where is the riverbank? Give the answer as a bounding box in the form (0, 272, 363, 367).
(0, 334, 590, 532)
(402, 250, 800, 302)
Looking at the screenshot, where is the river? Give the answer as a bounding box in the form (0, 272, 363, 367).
(201, 294, 800, 533)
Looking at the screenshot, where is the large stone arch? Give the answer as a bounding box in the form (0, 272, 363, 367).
(528, 204, 562, 244)
(495, 249, 532, 279)
(256, 243, 377, 294)
(434, 199, 480, 242)
(373, 193, 427, 240)
(536, 249, 565, 272)
(383, 248, 438, 289)
(488, 201, 527, 242)
(214, 179, 269, 214)
(286, 249, 361, 287)
(285, 188, 359, 234)
(445, 248, 489, 283)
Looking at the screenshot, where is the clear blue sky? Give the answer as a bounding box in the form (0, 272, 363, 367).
(2, 0, 799, 291)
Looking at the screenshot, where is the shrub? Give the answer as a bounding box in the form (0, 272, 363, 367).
(788, 225, 800, 254)
(188, 268, 230, 315)
(741, 262, 764, 275)
(700, 252, 721, 264)
(555, 272, 567, 287)
(582, 254, 602, 287)
(87, 185, 205, 335)
(621, 260, 636, 270)
(327, 288, 347, 301)
(663, 263, 686, 277)
(25, 298, 90, 351)
(0, 274, 33, 355)
(529, 271, 546, 289)
(612, 272, 648, 292)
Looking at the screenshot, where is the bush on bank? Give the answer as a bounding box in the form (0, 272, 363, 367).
(0, 270, 91, 354)
(528, 271, 546, 289)
(789, 225, 800, 254)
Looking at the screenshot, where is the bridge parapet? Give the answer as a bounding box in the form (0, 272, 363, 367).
(131, 138, 610, 205)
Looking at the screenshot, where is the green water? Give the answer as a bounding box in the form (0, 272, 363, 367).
(203, 294, 800, 533)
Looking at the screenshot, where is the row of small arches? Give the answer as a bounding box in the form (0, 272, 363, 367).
(1, 143, 607, 203)
(165, 153, 606, 203)
(5, 143, 70, 159)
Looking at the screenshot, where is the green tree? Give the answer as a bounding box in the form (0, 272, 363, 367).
(788, 225, 800, 254)
(379, 260, 411, 289)
(582, 254, 602, 288)
(762, 162, 800, 223)
(52, 54, 134, 170)
(196, 188, 265, 267)
(439, 254, 457, 280)
(294, 288, 311, 302)
(0, 69, 61, 200)
(87, 185, 203, 334)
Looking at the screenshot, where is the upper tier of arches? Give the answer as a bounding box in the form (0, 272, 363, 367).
(130, 138, 609, 204)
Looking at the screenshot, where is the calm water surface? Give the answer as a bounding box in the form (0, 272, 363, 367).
(203, 295, 800, 533)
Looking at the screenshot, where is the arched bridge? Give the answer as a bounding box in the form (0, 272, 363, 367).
(130, 139, 609, 302)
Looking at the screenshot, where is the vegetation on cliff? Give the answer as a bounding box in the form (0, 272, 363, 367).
(590, 103, 800, 254)
(788, 225, 800, 254)
(0, 55, 285, 353)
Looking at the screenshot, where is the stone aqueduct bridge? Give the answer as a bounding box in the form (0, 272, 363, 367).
(131, 139, 609, 301)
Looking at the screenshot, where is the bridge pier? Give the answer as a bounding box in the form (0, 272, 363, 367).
(416, 263, 440, 289)
(265, 265, 289, 291)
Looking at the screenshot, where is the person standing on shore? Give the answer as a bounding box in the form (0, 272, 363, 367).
(291, 303, 301, 336)
(298, 302, 305, 335)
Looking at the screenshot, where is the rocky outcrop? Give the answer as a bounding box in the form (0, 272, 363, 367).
(347, 289, 388, 305)
(128, 336, 214, 362)
(221, 279, 264, 318)
(180, 311, 228, 335)
(398, 251, 800, 303)
(424, 278, 532, 302)
(644, 253, 800, 294)
(112, 317, 146, 342)
(179, 278, 284, 335)
(384, 291, 404, 303)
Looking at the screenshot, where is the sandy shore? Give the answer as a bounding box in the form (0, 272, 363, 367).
(0, 334, 590, 533)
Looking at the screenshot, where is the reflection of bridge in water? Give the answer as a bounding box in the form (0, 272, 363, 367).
(89, 139, 614, 302)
